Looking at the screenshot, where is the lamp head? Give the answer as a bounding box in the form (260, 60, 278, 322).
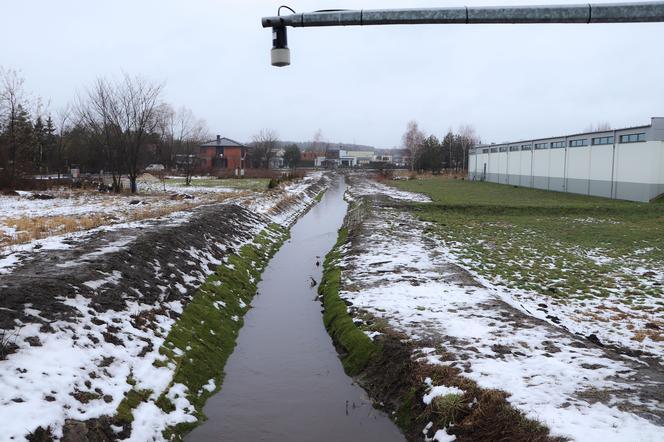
(271, 26, 290, 67)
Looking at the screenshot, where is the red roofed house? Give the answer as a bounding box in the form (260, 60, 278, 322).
(199, 135, 247, 173)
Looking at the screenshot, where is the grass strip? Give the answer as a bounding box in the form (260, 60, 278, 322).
(318, 201, 563, 442)
(116, 223, 289, 440)
(319, 227, 379, 375)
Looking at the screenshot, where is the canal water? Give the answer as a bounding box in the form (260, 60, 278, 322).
(186, 177, 404, 441)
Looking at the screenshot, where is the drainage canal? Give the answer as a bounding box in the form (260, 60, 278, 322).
(187, 176, 404, 441)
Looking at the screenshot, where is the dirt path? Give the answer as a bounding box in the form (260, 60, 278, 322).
(337, 174, 663, 441)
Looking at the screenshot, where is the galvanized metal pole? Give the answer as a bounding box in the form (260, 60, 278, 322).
(262, 2, 664, 28)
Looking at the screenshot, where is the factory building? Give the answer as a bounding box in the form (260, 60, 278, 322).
(468, 117, 664, 202)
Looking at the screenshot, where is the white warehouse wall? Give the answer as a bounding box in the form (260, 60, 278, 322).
(469, 138, 664, 202)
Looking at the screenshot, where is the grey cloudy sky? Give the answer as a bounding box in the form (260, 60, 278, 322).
(2, 0, 663, 147)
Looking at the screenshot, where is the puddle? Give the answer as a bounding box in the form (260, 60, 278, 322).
(187, 176, 404, 441)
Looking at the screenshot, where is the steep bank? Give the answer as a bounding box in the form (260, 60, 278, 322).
(0, 173, 329, 441)
(318, 173, 663, 441)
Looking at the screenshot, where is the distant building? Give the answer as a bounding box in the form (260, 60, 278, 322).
(468, 117, 664, 202)
(372, 154, 393, 163)
(300, 151, 321, 162)
(199, 136, 246, 172)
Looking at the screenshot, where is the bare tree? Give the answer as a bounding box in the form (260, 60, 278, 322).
(252, 129, 279, 169)
(584, 122, 612, 133)
(76, 78, 124, 191)
(458, 124, 480, 171)
(0, 68, 28, 186)
(172, 107, 208, 185)
(402, 120, 425, 171)
(54, 104, 72, 182)
(118, 75, 163, 193)
(77, 75, 163, 193)
(311, 129, 324, 152)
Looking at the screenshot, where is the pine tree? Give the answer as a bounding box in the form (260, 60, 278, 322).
(44, 115, 57, 173)
(33, 115, 45, 171)
(13, 105, 34, 175)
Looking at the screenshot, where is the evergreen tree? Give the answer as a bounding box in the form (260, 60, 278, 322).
(13, 105, 34, 175)
(33, 115, 45, 171)
(44, 115, 57, 173)
(283, 143, 301, 168)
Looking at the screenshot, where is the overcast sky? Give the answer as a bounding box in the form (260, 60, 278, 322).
(2, 0, 663, 147)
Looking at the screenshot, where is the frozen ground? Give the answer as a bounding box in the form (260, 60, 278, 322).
(0, 176, 244, 249)
(337, 175, 663, 442)
(0, 173, 329, 440)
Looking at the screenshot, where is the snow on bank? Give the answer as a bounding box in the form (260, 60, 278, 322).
(347, 177, 431, 203)
(0, 173, 330, 440)
(339, 179, 663, 442)
(244, 171, 330, 226)
(0, 210, 195, 276)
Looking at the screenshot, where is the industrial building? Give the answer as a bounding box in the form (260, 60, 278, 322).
(468, 117, 664, 202)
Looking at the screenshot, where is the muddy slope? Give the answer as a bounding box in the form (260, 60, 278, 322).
(0, 203, 265, 332)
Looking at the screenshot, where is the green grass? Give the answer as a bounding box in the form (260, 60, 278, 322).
(114, 223, 288, 440)
(391, 177, 664, 306)
(319, 227, 380, 375)
(165, 177, 270, 191)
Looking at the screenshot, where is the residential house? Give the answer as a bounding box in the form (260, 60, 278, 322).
(199, 136, 246, 172)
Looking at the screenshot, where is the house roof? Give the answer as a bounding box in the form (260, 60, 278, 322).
(201, 136, 245, 148)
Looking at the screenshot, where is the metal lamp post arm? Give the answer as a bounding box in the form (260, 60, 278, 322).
(262, 2, 664, 28)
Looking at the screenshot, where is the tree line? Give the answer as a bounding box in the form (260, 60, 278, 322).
(0, 68, 209, 192)
(402, 121, 480, 173)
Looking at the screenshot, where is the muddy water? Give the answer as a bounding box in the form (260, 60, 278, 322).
(187, 177, 404, 442)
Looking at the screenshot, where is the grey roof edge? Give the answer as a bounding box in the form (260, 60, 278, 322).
(473, 121, 655, 149)
(201, 137, 245, 147)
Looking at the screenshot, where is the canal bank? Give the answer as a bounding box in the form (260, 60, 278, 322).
(187, 176, 403, 441)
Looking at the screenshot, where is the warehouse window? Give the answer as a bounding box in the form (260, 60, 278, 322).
(490, 148, 498, 153)
(550, 141, 565, 148)
(499, 146, 508, 152)
(482, 148, 490, 154)
(521, 144, 532, 151)
(569, 139, 588, 147)
(592, 136, 614, 145)
(619, 133, 646, 143)
(534, 143, 548, 150)
(509, 146, 520, 152)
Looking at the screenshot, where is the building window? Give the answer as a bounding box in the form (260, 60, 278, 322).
(499, 146, 508, 152)
(569, 139, 588, 147)
(619, 133, 646, 143)
(482, 148, 490, 154)
(509, 146, 520, 152)
(490, 148, 498, 153)
(520, 144, 532, 151)
(534, 143, 548, 150)
(592, 136, 614, 145)
(550, 141, 565, 148)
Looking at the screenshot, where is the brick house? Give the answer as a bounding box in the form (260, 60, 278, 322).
(199, 136, 246, 172)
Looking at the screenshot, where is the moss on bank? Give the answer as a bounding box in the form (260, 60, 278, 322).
(318, 221, 562, 442)
(318, 227, 379, 375)
(116, 223, 289, 440)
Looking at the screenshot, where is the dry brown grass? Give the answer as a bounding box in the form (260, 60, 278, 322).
(0, 191, 242, 248)
(633, 329, 663, 342)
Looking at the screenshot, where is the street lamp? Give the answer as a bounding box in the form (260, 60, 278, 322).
(271, 26, 290, 67)
(262, 2, 664, 66)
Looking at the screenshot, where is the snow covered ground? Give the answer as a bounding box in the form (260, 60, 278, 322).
(338, 176, 664, 442)
(0, 184, 239, 249)
(0, 172, 329, 440)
